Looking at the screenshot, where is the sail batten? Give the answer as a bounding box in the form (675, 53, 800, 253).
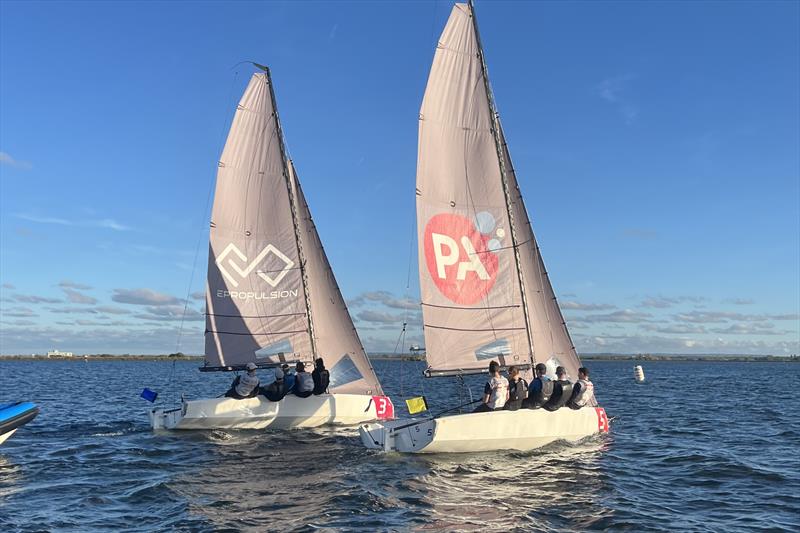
(417, 2, 583, 381)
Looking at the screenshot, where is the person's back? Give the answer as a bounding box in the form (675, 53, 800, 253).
(293, 362, 314, 398)
(505, 366, 527, 411)
(543, 366, 572, 411)
(261, 368, 287, 402)
(473, 361, 509, 412)
(569, 367, 595, 409)
(525, 363, 553, 408)
(226, 362, 260, 399)
(312, 359, 330, 395)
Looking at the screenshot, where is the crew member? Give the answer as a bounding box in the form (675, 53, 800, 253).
(224, 362, 260, 399)
(569, 367, 595, 409)
(473, 360, 508, 412)
(312, 358, 330, 395)
(293, 362, 314, 398)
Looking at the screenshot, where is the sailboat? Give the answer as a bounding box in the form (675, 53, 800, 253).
(359, 2, 608, 453)
(151, 66, 394, 430)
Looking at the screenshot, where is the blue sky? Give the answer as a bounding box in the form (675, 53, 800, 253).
(1, 0, 798, 355)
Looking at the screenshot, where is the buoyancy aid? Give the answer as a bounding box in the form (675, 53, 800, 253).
(235, 372, 260, 397)
(312, 368, 330, 395)
(571, 378, 595, 408)
(527, 377, 554, 408)
(487, 376, 509, 410)
(544, 380, 573, 411)
(506, 378, 528, 411)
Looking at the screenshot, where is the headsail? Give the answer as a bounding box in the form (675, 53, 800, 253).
(205, 72, 382, 394)
(416, 3, 583, 380)
(290, 161, 383, 395)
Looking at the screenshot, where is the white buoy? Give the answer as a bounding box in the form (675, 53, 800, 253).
(634, 365, 645, 383)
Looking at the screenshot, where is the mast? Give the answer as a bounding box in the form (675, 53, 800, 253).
(467, 0, 536, 368)
(260, 64, 319, 363)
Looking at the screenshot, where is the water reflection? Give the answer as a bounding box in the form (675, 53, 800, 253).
(399, 437, 613, 531)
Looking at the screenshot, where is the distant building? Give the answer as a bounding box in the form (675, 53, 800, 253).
(47, 349, 73, 358)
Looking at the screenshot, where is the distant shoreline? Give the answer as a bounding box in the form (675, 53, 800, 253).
(0, 353, 796, 363)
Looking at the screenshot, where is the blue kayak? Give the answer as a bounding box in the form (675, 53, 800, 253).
(0, 402, 39, 444)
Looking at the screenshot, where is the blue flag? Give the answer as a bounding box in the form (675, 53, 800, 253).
(140, 388, 158, 403)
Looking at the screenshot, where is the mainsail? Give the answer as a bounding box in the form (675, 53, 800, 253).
(416, 2, 582, 380)
(205, 71, 382, 395)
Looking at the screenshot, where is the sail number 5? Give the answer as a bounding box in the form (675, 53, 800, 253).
(372, 396, 395, 420)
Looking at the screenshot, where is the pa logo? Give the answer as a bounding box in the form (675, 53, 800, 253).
(423, 212, 503, 305)
(216, 243, 295, 288)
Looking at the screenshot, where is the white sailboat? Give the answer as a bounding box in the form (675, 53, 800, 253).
(151, 67, 394, 430)
(359, 2, 608, 453)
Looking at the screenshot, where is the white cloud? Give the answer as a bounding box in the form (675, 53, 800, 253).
(14, 213, 131, 231)
(62, 288, 98, 305)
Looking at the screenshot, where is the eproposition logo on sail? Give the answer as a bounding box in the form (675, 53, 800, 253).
(423, 212, 502, 304)
(215, 243, 298, 300)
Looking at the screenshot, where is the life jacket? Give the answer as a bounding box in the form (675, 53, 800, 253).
(295, 371, 314, 393)
(313, 368, 330, 395)
(262, 380, 286, 402)
(527, 377, 554, 408)
(506, 378, 528, 411)
(544, 380, 573, 411)
(570, 379, 595, 408)
(487, 376, 509, 410)
(235, 372, 259, 397)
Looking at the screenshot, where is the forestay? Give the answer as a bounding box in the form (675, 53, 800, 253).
(204, 72, 382, 395)
(416, 3, 583, 382)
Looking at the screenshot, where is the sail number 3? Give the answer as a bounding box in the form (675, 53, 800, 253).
(372, 396, 395, 420)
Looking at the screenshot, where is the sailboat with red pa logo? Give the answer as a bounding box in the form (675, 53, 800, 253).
(359, 1, 608, 453)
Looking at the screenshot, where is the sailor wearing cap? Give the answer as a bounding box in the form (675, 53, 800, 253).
(225, 362, 261, 399)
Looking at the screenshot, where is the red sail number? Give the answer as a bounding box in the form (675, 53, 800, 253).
(595, 407, 609, 433)
(372, 396, 395, 420)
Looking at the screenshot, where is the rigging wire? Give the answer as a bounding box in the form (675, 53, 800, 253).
(170, 68, 242, 403)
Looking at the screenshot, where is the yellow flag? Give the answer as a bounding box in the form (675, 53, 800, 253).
(405, 396, 428, 415)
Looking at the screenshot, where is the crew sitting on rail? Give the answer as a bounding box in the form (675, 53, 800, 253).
(224, 362, 260, 399)
(473, 360, 509, 413)
(292, 362, 314, 398)
(261, 368, 287, 402)
(543, 366, 573, 411)
(524, 363, 554, 409)
(281, 363, 295, 392)
(312, 358, 330, 395)
(504, 365, 528, 411)
(568, 367, 595, 409)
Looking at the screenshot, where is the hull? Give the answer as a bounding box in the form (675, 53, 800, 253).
(150, 393, 392, 430)
(0, 402, 39, 445)
(360, 406, 609, 453)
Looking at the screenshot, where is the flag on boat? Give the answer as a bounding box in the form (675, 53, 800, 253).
(140, 388, 158, 403)
(405, 396, 428, 415)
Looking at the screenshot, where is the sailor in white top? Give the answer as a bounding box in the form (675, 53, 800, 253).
(225, 362, 260, 399)
(474, 360, 509, 412)
(569, 367, 595, 408)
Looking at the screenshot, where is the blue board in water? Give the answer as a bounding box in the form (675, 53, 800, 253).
(0, 401, 39, 442)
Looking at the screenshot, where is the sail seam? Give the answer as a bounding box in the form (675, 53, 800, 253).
(424, 324, 526, 332)
(421, 302, 520, 310)
(205, 312, 306, 318)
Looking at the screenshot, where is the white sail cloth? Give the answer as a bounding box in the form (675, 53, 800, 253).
(205, 73, 382, 395)
(416, 3, 583, 382)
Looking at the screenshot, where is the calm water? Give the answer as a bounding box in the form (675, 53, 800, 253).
(1, 359, 798, 532)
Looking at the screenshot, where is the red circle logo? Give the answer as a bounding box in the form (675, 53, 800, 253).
(423, 213, 500, 305)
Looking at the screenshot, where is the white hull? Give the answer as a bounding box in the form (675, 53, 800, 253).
(360, 406, 609, 453)
(150, 393, 391, 430)
(0, 429, 17, 445)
